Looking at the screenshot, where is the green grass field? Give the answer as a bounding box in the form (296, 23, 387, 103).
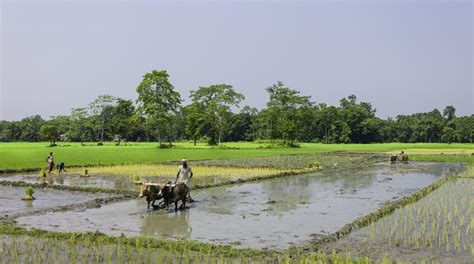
(0, 142, 473, 170)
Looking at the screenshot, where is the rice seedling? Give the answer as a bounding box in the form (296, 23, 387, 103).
(80, 168, 89, 177)
(69, 164, 297, 181)
(38, 169, 46, 177)
(366, 176, 473, 258)
(132, 175, 142, 184)
(21, 187, 35, 200)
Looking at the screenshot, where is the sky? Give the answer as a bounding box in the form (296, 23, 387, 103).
(1, 0, 472, 121)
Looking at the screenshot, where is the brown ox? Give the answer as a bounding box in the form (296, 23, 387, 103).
(390, 154, 397, 164)
(158, 183, 188, 211)
(400, 154, 409, 164)
(139, 182, 163, 209)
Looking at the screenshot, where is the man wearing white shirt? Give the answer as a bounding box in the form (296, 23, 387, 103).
(175, 159, 194, 202)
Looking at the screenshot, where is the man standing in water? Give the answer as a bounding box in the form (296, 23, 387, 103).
(46, 152, 54, 173)
(175, 159, 194, 202)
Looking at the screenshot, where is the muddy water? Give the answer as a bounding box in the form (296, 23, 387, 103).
(0, 186, 111, 218)
(15, 162, 463, 249)
(0, 174, 218, 191)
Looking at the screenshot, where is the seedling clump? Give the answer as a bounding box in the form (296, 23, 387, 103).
(22, 187, 36, 200)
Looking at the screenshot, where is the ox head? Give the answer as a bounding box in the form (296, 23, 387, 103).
(139, 181, 151, 198)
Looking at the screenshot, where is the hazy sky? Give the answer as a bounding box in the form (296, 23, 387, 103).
(1, 0, 472, 121)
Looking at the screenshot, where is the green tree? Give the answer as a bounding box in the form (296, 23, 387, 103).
(40, 122, 60, 146)
(190, 84, 244, 145)
(443, 105, 456, 121)
(110, 99, 135, 143)
(264, 81, 311, 145)
(88, 95, 118, 142)
(136, 70, 182, 145)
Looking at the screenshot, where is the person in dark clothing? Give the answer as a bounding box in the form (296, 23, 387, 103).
(57, 161, 66, 174)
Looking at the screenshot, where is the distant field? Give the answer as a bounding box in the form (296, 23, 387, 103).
(0, 142, 473, 170)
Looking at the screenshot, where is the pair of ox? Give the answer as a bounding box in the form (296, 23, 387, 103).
(390, 154, 409, 164)
(139, 182, 188, 211)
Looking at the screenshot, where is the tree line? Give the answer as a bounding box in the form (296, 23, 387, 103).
(1, 70, 473, 145)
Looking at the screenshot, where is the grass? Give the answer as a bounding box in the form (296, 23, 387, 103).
(364, 166, 474, 258)
(0, 224, 392, 264)
(69, 164, 295, 179)
(1, 142, 473, 171)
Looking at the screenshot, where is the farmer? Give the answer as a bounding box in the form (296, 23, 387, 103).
(400, 150, 409, 164)
(57, 161, 66, 174)
(175, 159, 194, 202)
(46, 152, 54, 173)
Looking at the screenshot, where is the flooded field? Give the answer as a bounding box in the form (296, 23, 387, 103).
(0, 186, 112, 219)
(324, 177, 473, 263)
(15, 162, 463, 249)
(0, 173, 232, 192)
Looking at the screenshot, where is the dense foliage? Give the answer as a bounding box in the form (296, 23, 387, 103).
(1, 71, 472, 144)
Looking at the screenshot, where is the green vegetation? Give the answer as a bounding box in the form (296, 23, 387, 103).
(1, 75, 473, 146)
(0, 224, 394, 263)
(80, 168, 89, 177)
(1, 142, 473, 171)
(358, 165, 474, 260)
(21, 187, 35, 201)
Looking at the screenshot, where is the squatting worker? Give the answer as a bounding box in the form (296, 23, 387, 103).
(46, 152, 54, 173)
(175, 159, 194, 202)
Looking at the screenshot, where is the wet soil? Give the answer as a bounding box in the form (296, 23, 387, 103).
(0, 173, 228, 191)
(15, 162, 464, 250)
(0, 186, 113, 220)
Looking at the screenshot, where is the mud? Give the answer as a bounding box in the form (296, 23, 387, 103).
(0, 173, 227, 191)
(14, 162, 463, 250)
(0, 186, 113, 220)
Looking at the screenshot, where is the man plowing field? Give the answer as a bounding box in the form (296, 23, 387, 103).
(175, 159, 194, 202)
(139, 158, 193, 210)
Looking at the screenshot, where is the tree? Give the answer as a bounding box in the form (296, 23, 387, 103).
(19, 115, 44, 142)
(225, 106, 258, 142)
(264, 81, 311, 145)
(183, 103, 205, 145)
(110, 99, 135, 143)
(88, 95, 118, 142)
(443, 105, 456, 121)
(40, 123, 60, 146)
(136, 70, 182, 145)
(190, 84, 244, 145)
(68, 107, 95, 143)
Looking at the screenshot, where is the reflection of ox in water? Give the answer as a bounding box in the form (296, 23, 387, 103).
(139, 182, 188, 211)
(140, 209, 192, 239)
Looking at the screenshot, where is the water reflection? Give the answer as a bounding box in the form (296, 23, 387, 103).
(262, 175, 311, 216)
(140, 210, 192, 239)
(199, 186, 241, 215)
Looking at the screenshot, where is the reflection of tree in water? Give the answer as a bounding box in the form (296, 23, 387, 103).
(262, 176, 311, 216)
(318, 168, 378, 192)
(199, 186, 240, 215)
(140, 211, 192, 239)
